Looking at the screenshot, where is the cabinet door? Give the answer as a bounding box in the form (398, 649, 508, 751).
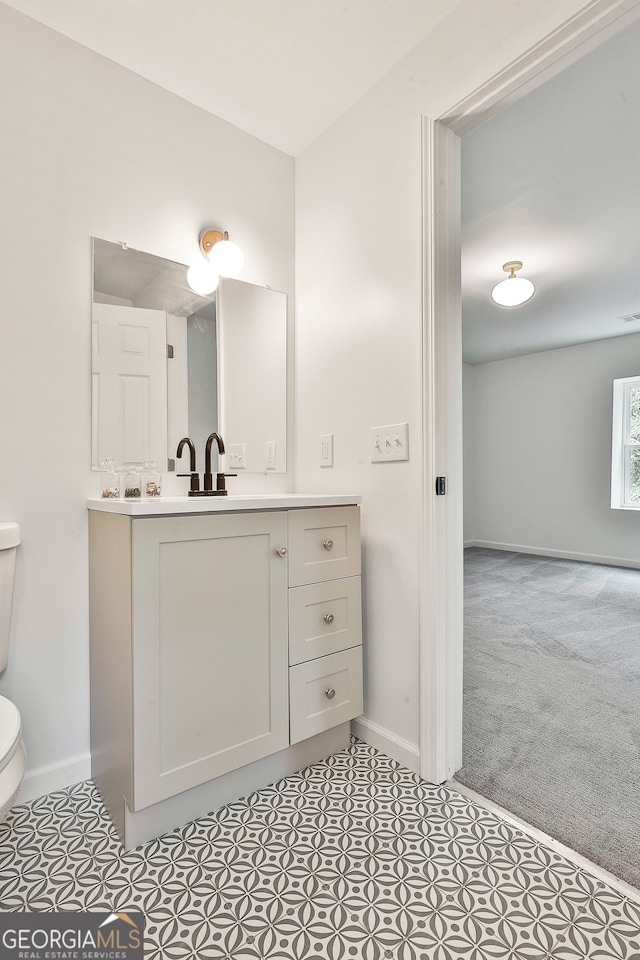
(287, 506, 361, 586)
(131, 511, 289, 809)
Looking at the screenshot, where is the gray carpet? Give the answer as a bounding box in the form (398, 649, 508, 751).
(456, 547, 640, 890)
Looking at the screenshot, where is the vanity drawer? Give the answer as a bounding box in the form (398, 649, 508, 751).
(289, 646, 363, 745)
(287, 506, 361, 586)
(289, 576, 362, 666)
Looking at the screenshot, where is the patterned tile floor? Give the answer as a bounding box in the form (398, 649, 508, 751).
(1, 739, 639, 959)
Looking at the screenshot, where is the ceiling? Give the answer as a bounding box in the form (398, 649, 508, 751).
(461, 16, 640, 364)
(0, 0, 460, 156)
(5, 0, 639, 365)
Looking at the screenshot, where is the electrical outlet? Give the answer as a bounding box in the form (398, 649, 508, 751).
(266, 440, 276, 469)
(228, 443, 246, 469)
(320, 434, 334, 467)
(370, 423, 409, 462)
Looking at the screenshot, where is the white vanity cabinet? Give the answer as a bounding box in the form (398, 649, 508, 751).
(88, 497, 362, 848)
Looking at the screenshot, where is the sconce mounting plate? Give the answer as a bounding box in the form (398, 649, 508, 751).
(199, 229, 227, 257)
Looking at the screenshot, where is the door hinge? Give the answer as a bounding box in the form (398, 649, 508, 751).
(167, 343, 174, 359)
(167, 458, 175, 471)
(436, 476, 447, 496)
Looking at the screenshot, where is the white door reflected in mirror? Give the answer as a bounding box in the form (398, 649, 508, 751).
(92, 303, 168, 470)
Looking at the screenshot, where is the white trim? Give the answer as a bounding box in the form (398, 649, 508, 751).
(441, 0, 640, 135)
(351, 717, 420, 774)
(420, 119, 464, 785)
(421, 0, 640, 788)
(451, 779, 640, 906)
(18, 752, 92, 804)
(467, 540, 640, 570)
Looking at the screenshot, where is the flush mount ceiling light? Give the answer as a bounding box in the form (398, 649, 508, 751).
(491, 260, 535, 307)
(186, 228, 244, 296)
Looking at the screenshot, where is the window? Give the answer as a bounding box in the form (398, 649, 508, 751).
(611, 375, 640, 509)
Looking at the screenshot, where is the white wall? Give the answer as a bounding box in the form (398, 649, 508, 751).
(463, 363, 476, 544)
(294, 0, 596, 764)
(0, 5, 295, 797)
(468, 333, 640, 565)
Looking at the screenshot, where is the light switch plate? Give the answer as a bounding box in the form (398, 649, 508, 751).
(266, 440, 276, 470)
(228, 443, 246, 469)
(320, 434, 334, 468)
(370, 423, 409, 462)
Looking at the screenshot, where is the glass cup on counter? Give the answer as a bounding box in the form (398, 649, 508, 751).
(143, 460, 162, 498)
(123, 466, 142, 499)
(99, 458, 120, 499)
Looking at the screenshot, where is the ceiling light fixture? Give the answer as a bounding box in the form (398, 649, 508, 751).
(186, 228, 244, 296)
(491, 260, 535, 307)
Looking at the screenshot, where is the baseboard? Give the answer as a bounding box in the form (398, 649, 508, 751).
(14, 722, 420, 806)
(19, 723, 420, 806)
(18, 751, 92, 804)
(467, 540, 640, 570)
(351, 716, 420, 774)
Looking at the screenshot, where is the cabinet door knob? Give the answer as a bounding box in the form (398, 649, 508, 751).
(323, 539, 334, 551)
(323, 613, 335, 624)
(275, 546, 287, 557)
(325, 688, 336, 699)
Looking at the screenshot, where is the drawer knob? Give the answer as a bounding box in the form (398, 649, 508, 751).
(323, 539, 334, 551)
(323, 613, 335, 624)
(325, 687, 336, 699)
(275, 546, 287, 557)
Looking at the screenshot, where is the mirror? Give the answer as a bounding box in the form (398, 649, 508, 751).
(92, 238, 287, 474)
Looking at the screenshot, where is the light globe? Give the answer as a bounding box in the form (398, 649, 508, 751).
(187, 260, 219, 296)
(208, 239, 244, 278)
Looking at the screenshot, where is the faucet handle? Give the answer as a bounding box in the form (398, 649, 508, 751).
(216, 472, 237, 493)
(178, 472, 201, 495)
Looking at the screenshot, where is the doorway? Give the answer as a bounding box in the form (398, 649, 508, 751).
(420, 0, 640, 871)
(455, 19, 640, 888)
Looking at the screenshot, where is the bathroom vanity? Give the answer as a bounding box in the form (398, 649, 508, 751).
(88, 495, 362, 848)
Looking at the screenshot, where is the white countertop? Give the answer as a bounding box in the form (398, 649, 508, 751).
(87, 493, 361, 516)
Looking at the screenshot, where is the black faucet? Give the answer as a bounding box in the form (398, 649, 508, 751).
(176, 437, 200, 496)
(176, 433, 235, 496)
(204, 433, 225, 492)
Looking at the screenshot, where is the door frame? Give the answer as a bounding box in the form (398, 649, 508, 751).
(419, 0, 640, 784)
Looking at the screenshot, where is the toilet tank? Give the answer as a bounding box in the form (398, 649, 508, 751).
(0, 523, 20, 673)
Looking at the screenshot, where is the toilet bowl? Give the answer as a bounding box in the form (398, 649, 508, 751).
(0, 695, 26, 820)
(0, 521, 25, 821)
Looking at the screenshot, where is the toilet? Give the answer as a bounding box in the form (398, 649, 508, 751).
(0, 522, 26, 821)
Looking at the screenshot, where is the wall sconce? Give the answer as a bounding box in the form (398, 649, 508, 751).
(491, 260, 535, 307)
(187, 228, 244, 296)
